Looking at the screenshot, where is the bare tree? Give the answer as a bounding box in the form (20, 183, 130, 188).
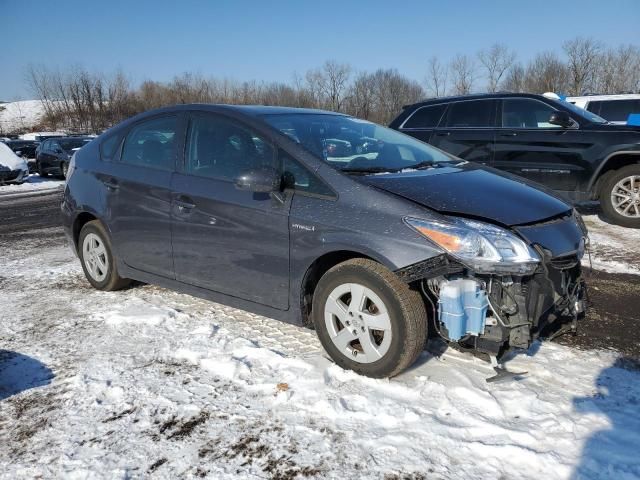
(306, 61, 351, 110)
(345, 72, 376, 119)
(593, 44, 640, 94)
(563, 37, 602, 95)
(369, 69, 424, 124)
(449, 54, 476, 95)
(425, 56, 448, 97)
(501, 63, 526, 92)
(523, 52, 569, 93)
(478, 43, 516, 92)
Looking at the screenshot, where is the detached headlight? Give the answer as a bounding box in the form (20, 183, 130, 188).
(405, 217, 540, 274)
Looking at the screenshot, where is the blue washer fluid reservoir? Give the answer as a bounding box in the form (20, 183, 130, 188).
(438, 279, 488, 341)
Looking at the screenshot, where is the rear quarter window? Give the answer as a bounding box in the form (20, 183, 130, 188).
(597, 100, 640, 122)
(99, 133, 123, 162)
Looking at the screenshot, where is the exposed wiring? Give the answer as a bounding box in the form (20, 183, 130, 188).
(420, 279, 450, 341)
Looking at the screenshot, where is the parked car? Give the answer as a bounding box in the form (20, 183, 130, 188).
(0, 142, 29, 185)
(36, 136, 93, 178)
(62, 105, 587, 379)
(3, 139, 40, 172)
(566, 94, 640, 125)
(390, 93, 640, 228)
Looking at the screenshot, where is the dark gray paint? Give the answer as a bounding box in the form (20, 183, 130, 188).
(62, 104, 583, 326)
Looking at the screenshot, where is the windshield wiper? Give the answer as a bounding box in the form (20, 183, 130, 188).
(340, 166, 401, 174)
(409, 160, 435, 170)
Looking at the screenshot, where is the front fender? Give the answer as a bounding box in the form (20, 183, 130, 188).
(587, 148, 640, 192)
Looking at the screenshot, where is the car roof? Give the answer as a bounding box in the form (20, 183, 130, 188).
(565, 94, 640, 102)
(132, 104, 346, 119)
(55, 136, 94, 140)
(403, 92, 551, 109)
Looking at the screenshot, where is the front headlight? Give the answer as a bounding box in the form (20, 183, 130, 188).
(405, 217, 540, 274)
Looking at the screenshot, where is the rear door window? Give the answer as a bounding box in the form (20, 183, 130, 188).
(444, 100, 495, 128)
(120, 116, 177, 171)
(403, 104, 447, 128)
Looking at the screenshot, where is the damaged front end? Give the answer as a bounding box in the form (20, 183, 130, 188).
(398, 211, 587, 363)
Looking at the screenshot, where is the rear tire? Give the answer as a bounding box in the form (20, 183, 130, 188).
(78, 220, 131, 291)
(599, 164, 640, 228)
(37, 162, 48, 177)
(60, 161, 69, 179)
(312, 258, 427, 378)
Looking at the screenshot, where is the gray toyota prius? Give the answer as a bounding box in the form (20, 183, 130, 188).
(62, 105, 587, 379)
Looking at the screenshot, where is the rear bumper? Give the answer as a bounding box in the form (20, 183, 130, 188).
(60, 190, 77, 257)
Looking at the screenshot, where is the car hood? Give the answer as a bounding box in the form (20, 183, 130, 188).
(358, 163, 572, 227)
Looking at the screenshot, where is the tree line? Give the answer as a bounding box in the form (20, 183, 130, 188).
(24, 37, 640, 134)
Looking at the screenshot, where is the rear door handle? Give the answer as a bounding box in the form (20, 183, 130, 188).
(500, 132, 517, 137)
(102, 178, 119, 191)
(435, 131, 451, 137)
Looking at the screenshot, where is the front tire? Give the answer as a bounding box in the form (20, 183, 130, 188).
(60, 161, 69, 179)
(312, 258, 427, 378)
(599, 164, 640, 228)
(78, 221, 130, 291)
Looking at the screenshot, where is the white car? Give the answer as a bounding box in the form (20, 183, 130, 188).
(565, 94, 640, 125)
(0, 142, 29, 185)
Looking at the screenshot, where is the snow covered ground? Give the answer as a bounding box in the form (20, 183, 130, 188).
(1, 210, 639, 479)
(582, 214, 640, 275)
(0, 175, 64, 195)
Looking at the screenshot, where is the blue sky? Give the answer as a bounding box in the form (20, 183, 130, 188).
(1, 0, 638, 100)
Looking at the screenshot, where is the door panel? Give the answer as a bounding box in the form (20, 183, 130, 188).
(102, 114, 182, 279)
(429, 99, 497, 165)
(171, 175, 291, 309)
(170, 112, 291, 310)
(493, 98, 593, 193)
(103, 166, 175, 277)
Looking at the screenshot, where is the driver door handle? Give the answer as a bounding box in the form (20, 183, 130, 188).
(175, 195, 196, 211)
(435, 131, 451, 137)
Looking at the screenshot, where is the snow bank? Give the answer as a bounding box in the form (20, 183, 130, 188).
(0, 100, 45, 133)
(1, 242, 639, 479)
(0, 175, 63, 194)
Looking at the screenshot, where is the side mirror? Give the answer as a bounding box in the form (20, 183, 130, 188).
(548, 111, 574, 128)
(234, 166, 281, 193)
(14, 150, 22, 157)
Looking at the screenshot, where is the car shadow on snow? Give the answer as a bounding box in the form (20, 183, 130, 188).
(572, 358, 640, 479)
(0, 350, 54, 401)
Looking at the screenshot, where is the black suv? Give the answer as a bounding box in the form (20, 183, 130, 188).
(390, 93, 640, 227)
(36, 136, 93, 178)
(62, 105, 587, 379)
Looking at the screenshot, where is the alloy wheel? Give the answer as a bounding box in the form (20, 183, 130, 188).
(324, 282, 393, 364)
(82, 233, 109, 282)
(611, 175, 640, 218)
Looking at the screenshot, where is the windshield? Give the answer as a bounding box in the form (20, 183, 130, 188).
(261, 113, 455, 173)
(60, 138, 91, 151)
(552, 99, 607, 124)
